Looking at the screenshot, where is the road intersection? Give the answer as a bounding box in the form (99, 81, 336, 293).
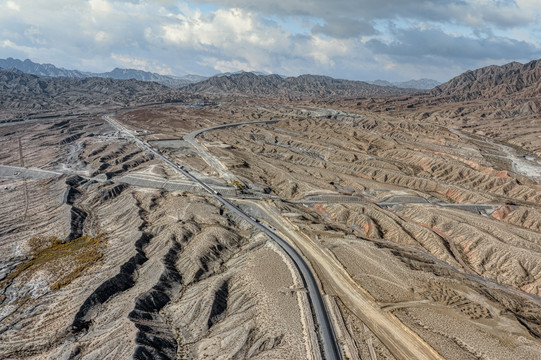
(103, 115, 343, 360)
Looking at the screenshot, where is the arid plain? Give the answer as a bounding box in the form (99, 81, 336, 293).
(1, 60, 541, 359)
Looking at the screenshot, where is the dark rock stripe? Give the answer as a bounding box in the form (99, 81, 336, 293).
(63, 176, 89, 242)
(71, 232, 152, 334)
(207, 281, 229, 329)
(100, 183, 128, 202)
(129, 238, 184, 360)
(67, 206, 88, 241)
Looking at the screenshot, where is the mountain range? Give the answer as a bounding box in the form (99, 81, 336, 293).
(368, 78, 441, 90)
(431, 59, 541, 101)
(0, 57, 440, 91)
(183, 72, 416, 99)
(0, 68, 184, 121)
(3, 57, 540, 116)
(0, 58, 205, 89)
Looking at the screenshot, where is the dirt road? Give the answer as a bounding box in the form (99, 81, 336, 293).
(248, 200, 445, 360)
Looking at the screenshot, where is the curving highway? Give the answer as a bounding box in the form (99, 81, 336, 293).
(183, 119, 282, 181)
(103, 115, 342, 360)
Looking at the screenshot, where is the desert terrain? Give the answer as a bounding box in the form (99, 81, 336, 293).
(1, 60, 541, 359)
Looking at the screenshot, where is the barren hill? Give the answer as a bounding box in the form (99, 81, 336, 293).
(431, 59, 541, 101)
(0, 57, 87, 78)
(185, 72, 417, 99)
(0, 58, 206, 89)
(0, 68, 186, 120)
(347, 57, 541, 160)
(3, 56, 541, 360)
(369, 78, 441, 90)
(92, 68, 205, 88)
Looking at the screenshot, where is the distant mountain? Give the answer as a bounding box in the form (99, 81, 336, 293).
(213, 70, 273, 77)
(0, 57, 86, 78)
(91, 68, 206, 88)
(396, 79, 441, 90)
(177, 74, 208, 83)
(185, 72, 416, 99)
(0, 57, 206, 89)
(431, 60, 541, 101)
(369, 80, 394, 87)
(368, 78, 440, 90)
(0, 67, 183, 120)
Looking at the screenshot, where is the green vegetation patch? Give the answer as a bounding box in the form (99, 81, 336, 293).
(1, 233, 107, 291)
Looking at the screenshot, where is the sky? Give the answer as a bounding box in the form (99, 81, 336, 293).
(0, 0, 540, 82)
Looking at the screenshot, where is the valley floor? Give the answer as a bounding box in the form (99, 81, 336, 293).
(2, 100, 541, 359)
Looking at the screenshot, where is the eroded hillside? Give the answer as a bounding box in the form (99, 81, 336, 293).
(2, 61, 541, 360)
(114, 97, 541, 359)
(0, 113, 315, 359)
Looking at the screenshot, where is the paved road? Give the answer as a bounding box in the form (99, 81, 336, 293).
(249, 201, 445, 360)
(185, 119, 282, 141)
(103, 115, 342, 360)
(0, 165, 62, 180)
(183, 119, 282, 181)
(377, 201, 500, 215)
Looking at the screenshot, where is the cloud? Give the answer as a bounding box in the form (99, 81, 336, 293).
(154, 7, 355, 73)
(367, 26, 540, 61)
(111, 53, 173, 74)
(94, 31, 110, 42)
(89, 0, 112, 14)
(203, 58, 255, 73)
(0, 0, 539, 82)
(311, 17, 376, 39)
(190, 0, 537, 31)
(6, 1, 20, 12)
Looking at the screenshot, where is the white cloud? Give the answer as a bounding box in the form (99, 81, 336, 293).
(208, 58, 255, 73)
(111, 53, 173, 74)
(6, 1, 20, 11)
(191, 0, 538, 31)
(0, 0, 539, 82)
(157, 6, 357, 73)
(22, 26, 48, 45)
(161, 8, 278, 49)
(89, 0, 112, 13)
(1, 39, 33, 53)
(307, 36, 350, 66)
(94, 31, 110, 42)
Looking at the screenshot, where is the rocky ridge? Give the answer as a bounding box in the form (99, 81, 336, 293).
(0, 68, 190, 121)
(369, 78, 441, 90)
(3, 55, 541, 360)
(0, 58, 206, 89)
(0, 58, 87, 78)
(431, 59, 541, 101)
(0, 114, 311, 359)
(349, 58, 541, 158)
(185, 72, 417, 99)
